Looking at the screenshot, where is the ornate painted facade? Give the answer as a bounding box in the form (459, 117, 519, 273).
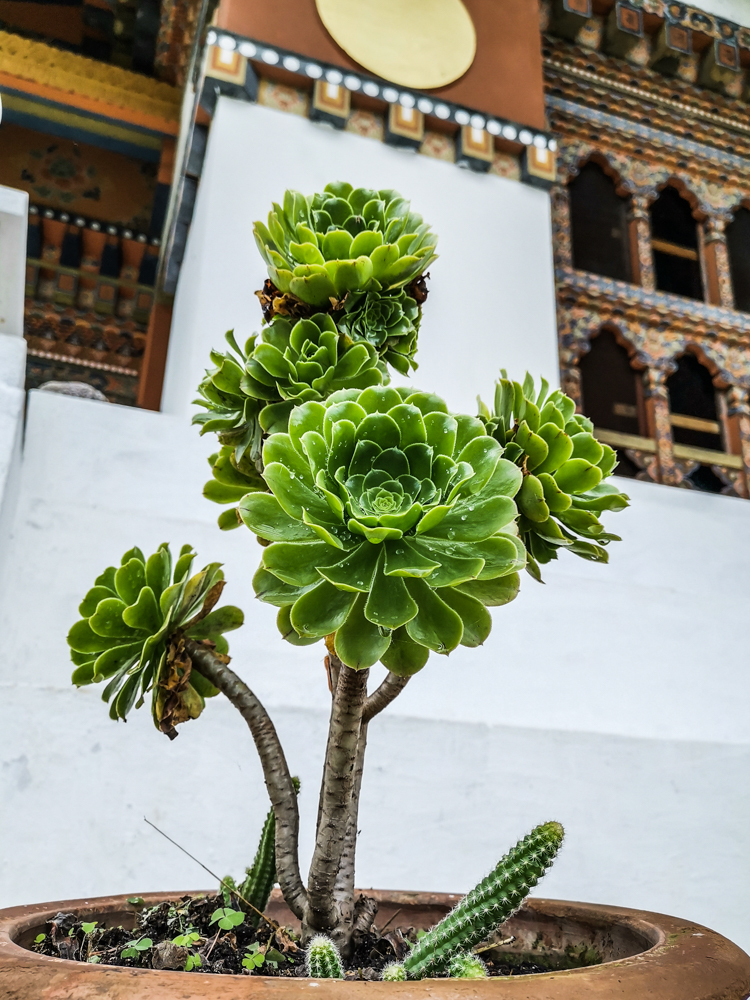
(542, 0, 750, 498)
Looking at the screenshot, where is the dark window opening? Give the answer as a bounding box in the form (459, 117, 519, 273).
(569, 162, 632, 282)
(650, 187, 703, 300)
(725, 207, 750, 313)
(666, 354, 722, 451)
(685, 465, 724, 494)
(579, 329, 642, 434)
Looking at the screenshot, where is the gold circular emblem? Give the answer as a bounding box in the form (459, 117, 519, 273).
(315, 0, 476, 90)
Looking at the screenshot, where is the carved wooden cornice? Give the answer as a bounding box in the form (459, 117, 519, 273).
(542, 34, 750, 142)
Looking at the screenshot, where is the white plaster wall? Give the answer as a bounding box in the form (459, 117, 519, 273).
(0, 186, 28, 340)
(693, 0, 750, 26)
(0, 391, 749, 953)
(161, 97, 559, 419)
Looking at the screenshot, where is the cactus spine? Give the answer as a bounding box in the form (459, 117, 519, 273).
(448, 952, 488, 979)
(403, 821, 564, 980)
(382, 963, 407, 981)
(306, 935, 343, 979)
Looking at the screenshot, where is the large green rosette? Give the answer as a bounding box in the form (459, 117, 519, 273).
(478, 372, 629, 580)
(239, 386, 525, 673)
(67, 544, 243, 737)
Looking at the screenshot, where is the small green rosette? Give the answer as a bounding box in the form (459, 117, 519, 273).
(253, 181, 438, 308)
(478, 372, 629, 580)
(67, 544, 243, 737)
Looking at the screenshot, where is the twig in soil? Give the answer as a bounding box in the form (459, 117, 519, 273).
(143, 817, 280, 931)
(204, 928, 221, 960)
(473, 936, 515, 955)
(377, 908, 402, 935)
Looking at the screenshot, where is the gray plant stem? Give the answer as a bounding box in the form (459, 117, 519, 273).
(184, 639, 307, 920)
(363, 671, 411, 724)
(305, 658, 369, 935)
(333, 671, 411, 950)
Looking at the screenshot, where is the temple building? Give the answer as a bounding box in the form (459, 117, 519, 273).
(1, 0, 749, 957)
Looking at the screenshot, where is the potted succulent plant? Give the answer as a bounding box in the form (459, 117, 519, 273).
(1, 183, 748, 999)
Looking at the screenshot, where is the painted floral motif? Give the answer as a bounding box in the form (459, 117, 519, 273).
(490, 152, 520, 181)
(257, 79, 309, 117)
(345, 110, 384, 141)
(420, 131, 456, 162)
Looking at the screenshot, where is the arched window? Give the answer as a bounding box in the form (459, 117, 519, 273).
(725, 206, 750, 312)
(579, 329, 643, 478)
(569, 161, 632, 282)
(650, 186, 703, 300)
(667, 354, 721, 449)
(667, 354, 724, 493)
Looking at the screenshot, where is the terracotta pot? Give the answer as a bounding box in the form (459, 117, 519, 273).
(1, 889, 749, 999)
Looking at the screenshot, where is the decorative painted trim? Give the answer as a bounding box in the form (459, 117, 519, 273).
(555, 136, 746, 218)
(0, 31, 181, 127)
(544, 56, 750, 140)
(557, 266, 750, 336)
(556, 267, 750, 390)
(547, 94, 750, 175)
(26, 348, 139, 378)
(0, 88, 167, 161)
(29, 205, 159, 247)
(204, 30, 556, 153)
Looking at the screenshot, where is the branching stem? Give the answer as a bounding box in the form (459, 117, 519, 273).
(306, 658, 368, 933)
(363, 672, 410, 723)
(184, 639, 307, 919)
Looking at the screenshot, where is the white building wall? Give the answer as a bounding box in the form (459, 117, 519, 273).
(1, 98, 749, 958)
(0, 391, 748, 954)
(161, 97, 560, 419)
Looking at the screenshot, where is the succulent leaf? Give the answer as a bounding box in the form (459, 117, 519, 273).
(242, 387, 524, 671)
(68, 544, 243, 738)
(478, 373, 629, 580)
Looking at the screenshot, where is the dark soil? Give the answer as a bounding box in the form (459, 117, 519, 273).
(31, 895, 599, 979)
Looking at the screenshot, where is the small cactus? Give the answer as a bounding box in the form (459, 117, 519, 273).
(306, 935, 343, 979)
(225, 779, 300, 925)
(403, 821, 564, 979)
(449, 952, 488, 979)
(382, 962, 407, 981)
(240, 806, 276, 927)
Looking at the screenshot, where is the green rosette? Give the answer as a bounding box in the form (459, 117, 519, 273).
(239, 385, 526, 673)
(478, 372, 630, 581)
(336, 288, 420, 375)
(194, 318, 386, 525)
(67, 544, 244, 737)
(253, 181, 438, 308)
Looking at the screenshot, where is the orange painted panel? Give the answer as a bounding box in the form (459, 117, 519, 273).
(216, 0, 546, 129)
(0, 122, 158, 230)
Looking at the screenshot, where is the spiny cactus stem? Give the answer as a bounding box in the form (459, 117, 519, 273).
(306, 935, 344, 979)
(306, 662, 369, 933)
(241, 806, 276, 927)
(184, 640, 307, 920)
(403, 822, 564, 980)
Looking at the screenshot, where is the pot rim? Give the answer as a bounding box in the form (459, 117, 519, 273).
(0, 890, 748, 1000)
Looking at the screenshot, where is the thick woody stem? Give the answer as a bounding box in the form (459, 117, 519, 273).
(363, 671, 410, 723)
(332, 719, 368, 934)
(184, 640, 307, 919)
(306, 660, 369, 931)
(332, 672, 410, 951)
